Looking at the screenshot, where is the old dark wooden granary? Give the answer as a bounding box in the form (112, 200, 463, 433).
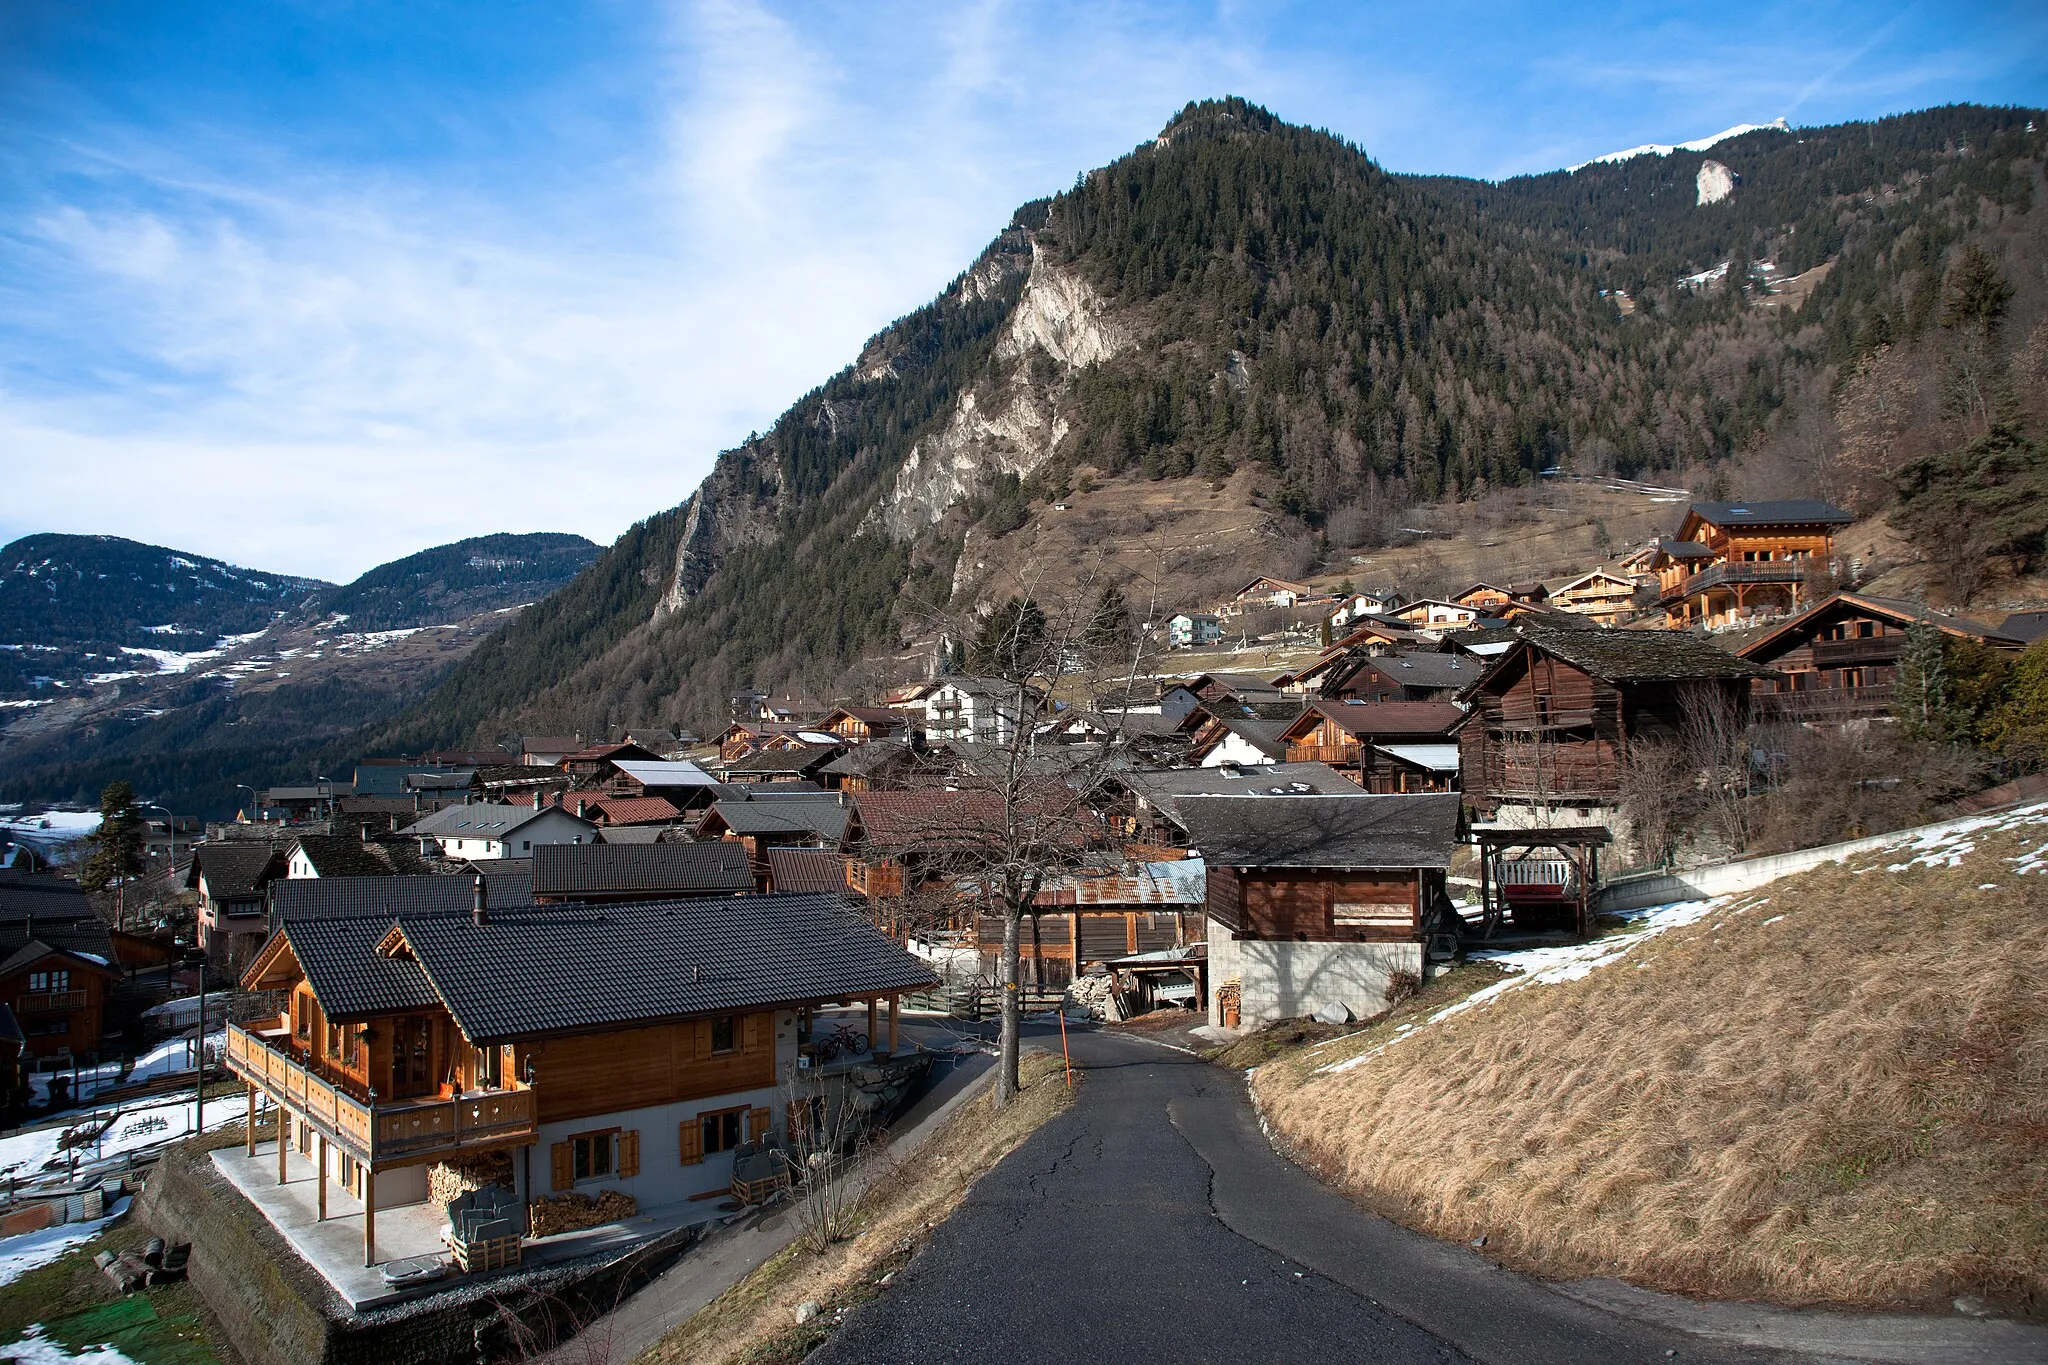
(1458, 627, 1770, 814)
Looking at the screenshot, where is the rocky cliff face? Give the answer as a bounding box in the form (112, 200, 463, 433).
(865, 240, 1129, 540)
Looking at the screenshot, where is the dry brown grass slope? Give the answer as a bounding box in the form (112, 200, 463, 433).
(1253, 814, 2048, 1316)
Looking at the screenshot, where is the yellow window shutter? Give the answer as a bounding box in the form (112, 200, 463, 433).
(550, 1141, 572, 1192)
(618, 1129, 640, 1178)
(748, 1106, 771, 1142)
(678, 1118, 703, 1166)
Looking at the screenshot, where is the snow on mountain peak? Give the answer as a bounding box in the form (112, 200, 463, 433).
(1568, 118, 1790, 173)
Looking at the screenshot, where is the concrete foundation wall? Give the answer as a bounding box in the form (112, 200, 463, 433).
(1208, 917, 1422, 1029)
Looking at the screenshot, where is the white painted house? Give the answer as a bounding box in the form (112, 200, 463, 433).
(1167, 613, 1224, 648)
(924, 677, 1033, 744)
(1327, 593, 1398, 631)
(400, 803, 597, 860)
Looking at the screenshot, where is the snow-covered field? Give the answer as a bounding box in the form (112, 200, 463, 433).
(0, 1090, 242, 1188)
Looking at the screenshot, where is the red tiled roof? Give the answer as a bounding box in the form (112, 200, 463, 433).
(578, 795, 684, 826)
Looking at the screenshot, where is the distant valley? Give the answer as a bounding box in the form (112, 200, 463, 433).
(0, 531, 598, 809)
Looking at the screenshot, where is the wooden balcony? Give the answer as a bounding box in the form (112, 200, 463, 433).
(1752, 683, 1896, 721)
(226, 1022, 537, 1168)
(15, 991, 87, 1014)
(1809, 637, 1903, 667)
(1285, 743, 1359, 766)
(1659, 561, 1806, 606)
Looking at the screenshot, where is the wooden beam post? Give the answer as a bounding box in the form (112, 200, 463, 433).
(316, 1134, 328, 1221)
(363, 1168, 376, 1267)
(865, 997, 878, 1051)
(887, 993, 900, 1056)
(246, 1085, 257, 1156)
(277, 1109, 289, 1184)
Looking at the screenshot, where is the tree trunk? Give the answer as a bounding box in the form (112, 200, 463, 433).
(996, 904, 1022, 1107)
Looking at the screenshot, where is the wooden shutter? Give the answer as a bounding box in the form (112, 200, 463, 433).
(550, 1141, 572, 1192)
(742, 1012, 764, 1054)
(678, 1118, 703, 1166)
(618, 1129, 640, 1178)
(747, 1107, 772, 1142)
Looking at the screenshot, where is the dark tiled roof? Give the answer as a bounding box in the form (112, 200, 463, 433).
(850, 789, 1011, 849)
(293, 834, 406, 877)
(821, 739, 923, 779)
(1518, 625, 1767, 682)
(765, 848, 851, 894)
(0, 938, 121, 979)
(0, 872, 114, 964)
(532, 843, 752, 897)
(192, 843, 284, 900)
(1737, 592, 2025, 661)
(1210, 719, 1292, 760)
(1120, 762, 1365, 823)
(1689, 499, 1854, 528)
(285, 913, 443, 1018)
(1655, 538, 1717, 560)
(722, 745, 842, 775)
(1334, 650, 1480, 692)
(1178, 793, 1462, 869)
(273, 874, 511, 923)
(2000, 610, 2048, 644)
(391, 895, 937, 1041)
(703, 795, 851, 842)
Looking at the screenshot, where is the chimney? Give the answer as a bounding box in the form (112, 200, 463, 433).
(576, 798, 587, 819)
(533, 789, 543, 811)
(472, 873, 489, 927)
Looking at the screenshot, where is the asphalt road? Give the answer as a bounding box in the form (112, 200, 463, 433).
(812, 1024, 1786, 1365)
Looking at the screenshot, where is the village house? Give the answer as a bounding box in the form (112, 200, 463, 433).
(188, 842, 285, 965)
(1737, 592, 2026, 722)
(1543, 567, 1640, 626)
(519, 736, 584, 768)
(557, 741, 662, 779)
(1317, 649, 1481, 703)
(603, 759, 721, 808)
(1325, 592, 1401, 632)
(1457, 625, 1770, 834)
(1183, 793, 1462, 1030)
(970, 858, 1207, 989)
(1278, 700, 1465, 792)
(923, 677, 1036, 745)
(0, 871, 121, 1060)
(696, 792, 854, 885)
(842, 789, 1006, 905)
(818, 739, 930, 793)
(1452, 582, 1546, 611)
(287, 833, 427, 880)
(1111, 762, 1368, 845)
(399, 802, 597, 861)
(716, 744, 845, 786)
(530, 842, 754, 903)
(1167, 612, 1224, 648)
(1186, 717, 1294, 768)
(818, 707, 917, 744)
(1220, 576, 1314, 616)
(570, 794, 686, 829)
(225, 887, 937, 1268)
(763, 848, 853, 895)
(1649, 499, 1854, 629)
(1387, 599, 1487, 630)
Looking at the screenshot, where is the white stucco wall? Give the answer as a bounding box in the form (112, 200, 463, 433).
(1207, 915, 1423, 1029)
(1201, 733, 1278, 768)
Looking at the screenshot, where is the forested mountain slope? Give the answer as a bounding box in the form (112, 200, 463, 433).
(347, 101, 2048, 744)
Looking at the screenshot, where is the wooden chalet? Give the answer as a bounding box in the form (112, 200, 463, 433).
(0, 872, 120, 1060)
(1222, 576, 1314, 615)
(1388, 599, 1487, 630)
(819, 707, 917, 743)
(696, 792, 853, 884)
(557, 742, 661, 779)
(1319, 649, 1483, 703)
(1458, 626, 1769, 816)
(973, 859, 1207, 989)
(602, 759, 721, 808)
(229, 883, 935, 1267)
(843, 789, 1006, 902)
(716, 721, 806, 762)
(1737, 592, 2025, 722)
(1544, 567, 1640, 626)
(1279, 700, 1464, 791)
(1180, 794, 1462, 1029)
(716, 743, 844, 786)
(818, 739, 929, 793)
(1649, 500, 1854, 629)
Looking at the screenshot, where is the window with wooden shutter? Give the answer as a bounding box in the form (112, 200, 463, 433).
(741, 1012, 763, 1053)
(747, 1106, 771, 1142)
(550, 1141, 572, 1191)
(678, 1119, 703, 1165)
(618, 1129, 640, 1178)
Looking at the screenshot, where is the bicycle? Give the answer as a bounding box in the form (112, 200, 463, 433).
(812, 1021, 870, 1063)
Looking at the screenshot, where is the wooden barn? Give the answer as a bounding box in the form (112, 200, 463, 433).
(1458, 627, 1769, 815)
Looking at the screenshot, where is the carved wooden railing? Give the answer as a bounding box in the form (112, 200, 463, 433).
(226, 1022, 536, 1165)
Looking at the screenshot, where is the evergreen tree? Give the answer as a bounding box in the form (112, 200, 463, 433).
(79, 780, 146, 894)
(1081, 584, 1133, 662)
(1940, 244, 2014, 337)
(971, 598, 1049, 680)
(1892, 623, 1955, 740)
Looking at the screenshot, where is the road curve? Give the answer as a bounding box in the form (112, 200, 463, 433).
(812, 1025, 1785, 1365)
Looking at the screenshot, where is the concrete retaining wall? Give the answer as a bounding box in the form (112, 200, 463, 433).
(1594, 803, 2037, 914)
(1209, 918, 1422, 1029)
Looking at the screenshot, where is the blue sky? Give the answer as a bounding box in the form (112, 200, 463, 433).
(4, 1, 2044, 581)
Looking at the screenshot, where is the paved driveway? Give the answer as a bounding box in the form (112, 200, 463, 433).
(812, 1025, 1786, 1365)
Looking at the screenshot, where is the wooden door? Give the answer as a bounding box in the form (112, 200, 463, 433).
(390, 1016, 433, 1098)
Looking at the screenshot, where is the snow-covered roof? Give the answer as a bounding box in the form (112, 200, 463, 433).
(611, 759, 718, 787)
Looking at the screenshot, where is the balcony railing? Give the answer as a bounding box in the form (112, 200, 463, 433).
(1809, 637, 1903, 667)
(15, 991, 87, 1014)
(1285, 743, 1359, 765)
(1752, 683, 1896, 721)
(226, 1022, 537, 1167)
(1659, 561, 1807, 605)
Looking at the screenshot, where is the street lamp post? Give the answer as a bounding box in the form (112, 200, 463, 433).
(235, 784, 259, 822)
(182, 949, 208, 1138)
